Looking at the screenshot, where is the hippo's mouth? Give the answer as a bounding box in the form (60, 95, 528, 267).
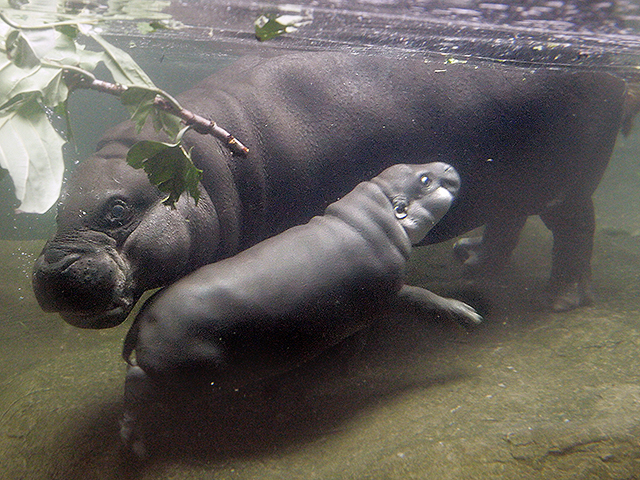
(59, 303, 132, 329)
(32, 234, 137, 329)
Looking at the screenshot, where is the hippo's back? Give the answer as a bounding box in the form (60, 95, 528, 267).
(174, 53, 627, 245)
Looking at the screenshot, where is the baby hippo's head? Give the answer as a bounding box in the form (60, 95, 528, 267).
(373, 162, 460, 245)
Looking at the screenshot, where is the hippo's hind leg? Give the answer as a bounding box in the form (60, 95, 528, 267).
(453, 215, 527, 277)
(120, 365, 156, 458)
(540, 196, 595, 311)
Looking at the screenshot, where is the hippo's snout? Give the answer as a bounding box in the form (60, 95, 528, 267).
(32, 237, 134, 328)
(34, 252, 113, 311)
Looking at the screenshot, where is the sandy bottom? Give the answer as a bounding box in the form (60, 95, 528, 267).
(2, 134, 640, 479)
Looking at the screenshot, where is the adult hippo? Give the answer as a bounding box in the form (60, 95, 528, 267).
(32, 52, 628, 328)
(119, 162, 481, 456)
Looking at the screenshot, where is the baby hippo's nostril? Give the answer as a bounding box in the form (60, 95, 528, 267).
(440, 169, 461, 194)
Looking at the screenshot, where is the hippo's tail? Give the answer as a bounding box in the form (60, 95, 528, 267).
(622, 87, 640, 136)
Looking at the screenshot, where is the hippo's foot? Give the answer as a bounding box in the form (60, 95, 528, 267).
(547, 277, 594, 312)
(453, 236, 482, 265)
(120, 365, 155, 459)
(397, 285, 483, 326)
(453, 237, 509, 277)
(120, 410, 147, 459)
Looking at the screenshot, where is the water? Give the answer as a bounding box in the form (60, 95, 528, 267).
(3, 1, 640, 478)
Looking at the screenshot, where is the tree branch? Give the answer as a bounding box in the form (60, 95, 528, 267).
(61, 66, 249, 156)
(152, 95, 249, 156)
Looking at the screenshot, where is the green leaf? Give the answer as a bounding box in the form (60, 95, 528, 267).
(126, 134, 202, 207)
(120, 85, 156, 130)
(73, 44, 104, 71)
(0, 62, 69, 111)
(40, 69, 68, 106)
(135, 20, 176, 34)
(150, 108, 182, 139)
(120, 85, 182, 138)
(0, 26, 77, 111)
(0, 97, 65, 213)
(136, 22, 156, 35)
(55, 24, 78, 40)
(90, 33, 156, 87)
(6, 30, 42, 68)
(126, 139, 171, 168)
(254, 13, 311, 41)
(6, 27, 80, 68)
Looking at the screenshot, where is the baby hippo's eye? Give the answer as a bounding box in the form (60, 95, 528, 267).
(394, 201, 408, 219)
(420, 174, 431, 186)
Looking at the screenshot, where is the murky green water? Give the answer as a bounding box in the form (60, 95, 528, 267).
(4, 1, 640, 479)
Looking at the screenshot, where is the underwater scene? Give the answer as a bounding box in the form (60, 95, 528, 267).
(3, 0, 640, 478)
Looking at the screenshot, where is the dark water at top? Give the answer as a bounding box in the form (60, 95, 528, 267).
(162, 0, 640, 77)
(3, 1, 640, 479)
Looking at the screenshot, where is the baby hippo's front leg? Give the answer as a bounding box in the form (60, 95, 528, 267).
(396, 285, 483, 327)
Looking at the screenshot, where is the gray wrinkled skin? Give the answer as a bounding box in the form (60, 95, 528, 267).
(119, 162, 481, 458)
(32, 52, 628, 328)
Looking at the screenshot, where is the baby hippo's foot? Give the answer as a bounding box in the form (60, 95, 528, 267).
(547, 277, 594, 312)
(397, 285, 483, 327)
(440, 297, 484, 326)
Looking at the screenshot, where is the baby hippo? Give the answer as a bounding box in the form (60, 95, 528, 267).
(120, 162, 481, 456)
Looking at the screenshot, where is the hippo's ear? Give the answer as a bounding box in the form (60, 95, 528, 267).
(392, 198, 409, 220)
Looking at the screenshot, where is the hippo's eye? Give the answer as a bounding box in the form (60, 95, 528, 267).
(420, 174, 431, 186)
(394, 201, 408, 219)
(103, 199, 131, 228)
(111, 203, 126, 219)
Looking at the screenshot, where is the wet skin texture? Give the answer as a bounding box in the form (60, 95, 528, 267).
(32, 52, 628, 328)
(119, 162, 481, 456)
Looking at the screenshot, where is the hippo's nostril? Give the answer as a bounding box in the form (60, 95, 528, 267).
(43, 248, 82, 269)
(43, 247, 68, 264)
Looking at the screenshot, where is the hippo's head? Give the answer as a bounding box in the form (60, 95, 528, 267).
(373, 162, 461, 245)
(32, 145, 220, 329)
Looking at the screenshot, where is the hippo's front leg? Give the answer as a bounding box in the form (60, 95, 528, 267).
(540, 196, 595, 311)
(453, 215, 527, 276)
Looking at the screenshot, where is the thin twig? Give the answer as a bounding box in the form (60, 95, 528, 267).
(153, 95, 249, 156)
(59, 66, 249, 156)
